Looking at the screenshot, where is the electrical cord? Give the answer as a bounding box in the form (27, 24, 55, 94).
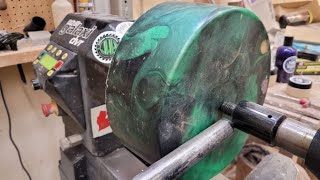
(0, 81, 32, 180)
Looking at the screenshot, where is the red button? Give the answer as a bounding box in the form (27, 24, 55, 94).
(54, 60, 64, 70)
(42, 103, 53, 117)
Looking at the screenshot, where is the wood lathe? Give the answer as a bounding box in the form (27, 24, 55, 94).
(30, 2, 319, 179)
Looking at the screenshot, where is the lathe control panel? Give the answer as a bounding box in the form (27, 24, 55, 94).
(33, 42, 76, 79)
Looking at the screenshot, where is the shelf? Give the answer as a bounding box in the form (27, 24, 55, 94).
(272, 0, 313, 5)
(285, 23, 320, 44)
(0, 45, 45, 68)
(78, 3, 94, 7)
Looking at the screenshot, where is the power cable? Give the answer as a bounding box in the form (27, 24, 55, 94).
(0, 81, 32, 180)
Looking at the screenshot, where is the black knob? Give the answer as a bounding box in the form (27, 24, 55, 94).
(31, 79, 41, 90)
(305, 129, 320, 179)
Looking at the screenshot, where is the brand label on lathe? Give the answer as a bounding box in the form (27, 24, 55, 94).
(59, 19, 97, 47)
(283, 56, 297, 73)
(90, 104, 112, 138)
(92, 22, 133, 64)
(92, 31, 121, 64)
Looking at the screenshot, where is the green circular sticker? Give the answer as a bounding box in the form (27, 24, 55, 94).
(92, 31, 120, 64)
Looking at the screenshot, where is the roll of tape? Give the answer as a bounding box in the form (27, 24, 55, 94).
(286, 77, 312, 98)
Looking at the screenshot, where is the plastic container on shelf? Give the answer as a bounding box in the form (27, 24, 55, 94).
(52, 0, 74, 28)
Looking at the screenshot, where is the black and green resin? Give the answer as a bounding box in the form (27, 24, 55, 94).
(106, 2, 270, 179)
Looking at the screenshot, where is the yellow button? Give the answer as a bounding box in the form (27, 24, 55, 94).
(51, 47, 57, 53)
(33, 59, 39, 64)
(61, 53, 68, 60)
(56, 50, 62, 56)
(47, 45, 53, 51)
(47, 70, 54, 76)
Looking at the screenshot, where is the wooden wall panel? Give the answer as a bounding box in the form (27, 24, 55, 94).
(0, 0, 55, 32)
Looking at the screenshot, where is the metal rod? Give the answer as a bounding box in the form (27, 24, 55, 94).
(133, 119, 234, 180)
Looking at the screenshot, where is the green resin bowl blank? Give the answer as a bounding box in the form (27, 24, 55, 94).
(106, 2, 270, 180)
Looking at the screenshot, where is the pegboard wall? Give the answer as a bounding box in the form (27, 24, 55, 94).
(0, 0, 55, 32)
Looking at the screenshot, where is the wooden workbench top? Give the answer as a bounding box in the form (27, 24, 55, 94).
(266, 75, 320, 126)
(0, 45, 45, 68)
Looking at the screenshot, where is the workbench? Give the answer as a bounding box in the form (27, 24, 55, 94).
(0, 45, 45, 83)
(0, 45, 45, 68)
(266, 75, 320, 127)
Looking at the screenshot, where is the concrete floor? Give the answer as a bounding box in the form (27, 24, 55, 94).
(0, 63, 64, 180)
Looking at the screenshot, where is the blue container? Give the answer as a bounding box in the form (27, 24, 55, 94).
(276, 36, 298, 83)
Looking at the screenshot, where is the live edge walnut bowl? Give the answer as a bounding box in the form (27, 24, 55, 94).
(106, 2, 270, 180)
